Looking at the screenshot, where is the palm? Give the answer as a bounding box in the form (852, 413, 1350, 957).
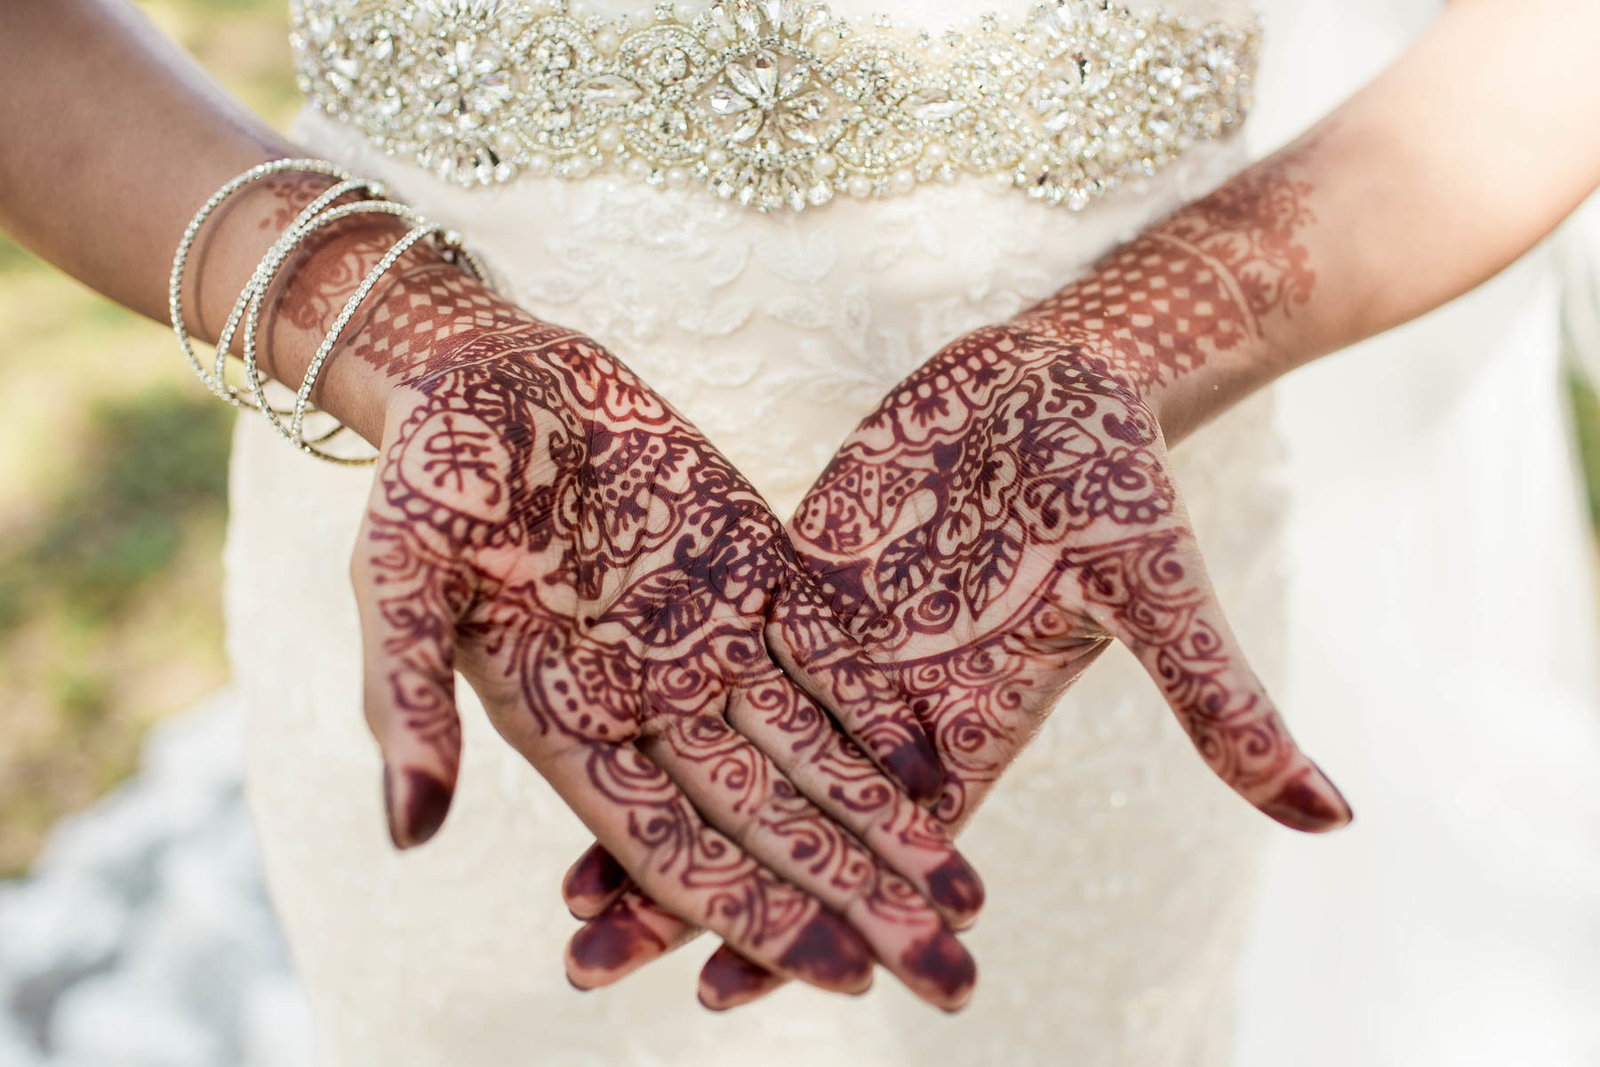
(791, 326, 1162, 828)
(793, 323, 1311, 829)
(562, 323, 1350, 1008)
(354, 319, 983, 1009)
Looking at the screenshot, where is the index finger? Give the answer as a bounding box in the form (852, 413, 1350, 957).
(1066, 526, 1352, 831)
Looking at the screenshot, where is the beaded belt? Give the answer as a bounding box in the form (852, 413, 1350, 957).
(291, 0, 1260, 212)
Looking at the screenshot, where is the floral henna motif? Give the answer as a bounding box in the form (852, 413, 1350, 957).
(789, 326, 1343, 827)
(214, 170, 980, 1005)
(564, 156, 1349, 1007)
(338, 274, 983, 1007)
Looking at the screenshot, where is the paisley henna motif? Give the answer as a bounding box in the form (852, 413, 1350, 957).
(325, 262, 985, 1009)
(563, 154, 1350, 1008)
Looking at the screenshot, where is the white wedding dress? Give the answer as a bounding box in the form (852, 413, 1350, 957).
(222, 1, 1600, 1063)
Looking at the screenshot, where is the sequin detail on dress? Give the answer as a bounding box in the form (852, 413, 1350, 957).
(291, 0, 1258, 210)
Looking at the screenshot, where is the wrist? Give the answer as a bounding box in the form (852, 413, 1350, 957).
(183, 168, 347, 348)
(258, 211, 442, 442)
(1138, 326, 1286, 446)
(1012, 146, 1321, 445)
(185, 166, 479, 445)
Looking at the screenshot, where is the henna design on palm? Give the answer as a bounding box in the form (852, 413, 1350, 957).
(201, 176, 986, 1006)
(341, 275, 985, 1009)
(561, 158, 1351, 1009)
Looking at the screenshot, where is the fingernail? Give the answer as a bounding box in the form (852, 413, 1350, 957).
(383, 765, 452, 849)
(698, 947, 784, 1012)
(1260, 767, 1354, 833)
(776, 912, 873, 993)
(883, 733, 945, 806)
(568, 904, 666, 986)
(926, 855, 986, 923)
(564, 847, 629, 913)
(901, 930, 977, 1010)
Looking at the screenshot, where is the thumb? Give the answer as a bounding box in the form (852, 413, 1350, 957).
(1069, 526, 1352, 832)
(352, 518, 466, 849)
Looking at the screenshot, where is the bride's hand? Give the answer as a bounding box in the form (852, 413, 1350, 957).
(349, 266, 983, 1009)
(559, 316, 1352, 1008)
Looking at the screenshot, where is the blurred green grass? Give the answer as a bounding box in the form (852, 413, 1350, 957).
(0, 0, 1598, 879)
(1574, 371, 1600, 533)
(0, 0, 297, 877)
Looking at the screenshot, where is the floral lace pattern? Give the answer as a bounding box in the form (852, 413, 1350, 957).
(229, 7, 1282, 1051)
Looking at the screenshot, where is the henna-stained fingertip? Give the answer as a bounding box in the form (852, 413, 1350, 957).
(698, 947, 786, 1011)
(383, 765, 452, 849)
(776, 912, 874, 993)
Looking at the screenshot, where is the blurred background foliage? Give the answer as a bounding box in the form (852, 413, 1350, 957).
(0, 0, 295, 877)
(0, 0, 1598, 881)
(1578, 372, 1600, 532)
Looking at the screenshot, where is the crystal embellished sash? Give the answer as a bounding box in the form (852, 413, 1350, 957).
(291, 0, 1259, 212)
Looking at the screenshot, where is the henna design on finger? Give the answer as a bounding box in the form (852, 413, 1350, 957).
(330, 263, 972, 1001)
(700, 945, 784, 1011)
(792, 155, 1339, 831)
(568, 154, 1348, 1009)
(564, 843, 630, 918)
(568, 899, 667, 986)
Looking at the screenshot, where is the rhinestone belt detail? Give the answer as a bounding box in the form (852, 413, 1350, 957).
(291, 0, 1260, 212)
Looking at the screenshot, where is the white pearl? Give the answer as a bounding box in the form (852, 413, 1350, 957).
(814, 31, 839, 56)
(890, 168, 915, 194)
(847, 174, 873, 199)
(665, 166, 690, 190)
(625, 157, 650, 180)
(567, 157, 592, 179)
(527, 153, 552, 176)
(812, 152, 838, 177)
(706, 28, 728, 49)
(920, 141, 947, 164)
(1022, 148, 1046, 172)
(990, 169, 1016, 193)
(595, 28, 619, 54)
(706, 147, 729, 169)
(597, 123, 624, 151)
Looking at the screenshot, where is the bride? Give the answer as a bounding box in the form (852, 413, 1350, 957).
(2, 0, 1596, 1062)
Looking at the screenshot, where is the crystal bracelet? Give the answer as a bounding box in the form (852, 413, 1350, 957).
(237, 198, 488, 464)
(169, 158, 356, 404)
(210, 175, 390, 410)
(173, 158, 492, 465)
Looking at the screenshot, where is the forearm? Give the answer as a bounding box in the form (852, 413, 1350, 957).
(1020, 0, 1600, 442)
(0, 0, 444, 438)
(0, 0, 304, 323)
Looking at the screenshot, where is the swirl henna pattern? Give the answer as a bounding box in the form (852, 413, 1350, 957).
(328, 260, 986, 1009)
(561, 156, 1352, 1009)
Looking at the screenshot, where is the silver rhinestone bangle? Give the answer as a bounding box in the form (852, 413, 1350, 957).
(169, 158, 355, 403)
(291, 0, 1259, 213)
(173, 158, 492, 465)
(211, 176, 389, 407)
